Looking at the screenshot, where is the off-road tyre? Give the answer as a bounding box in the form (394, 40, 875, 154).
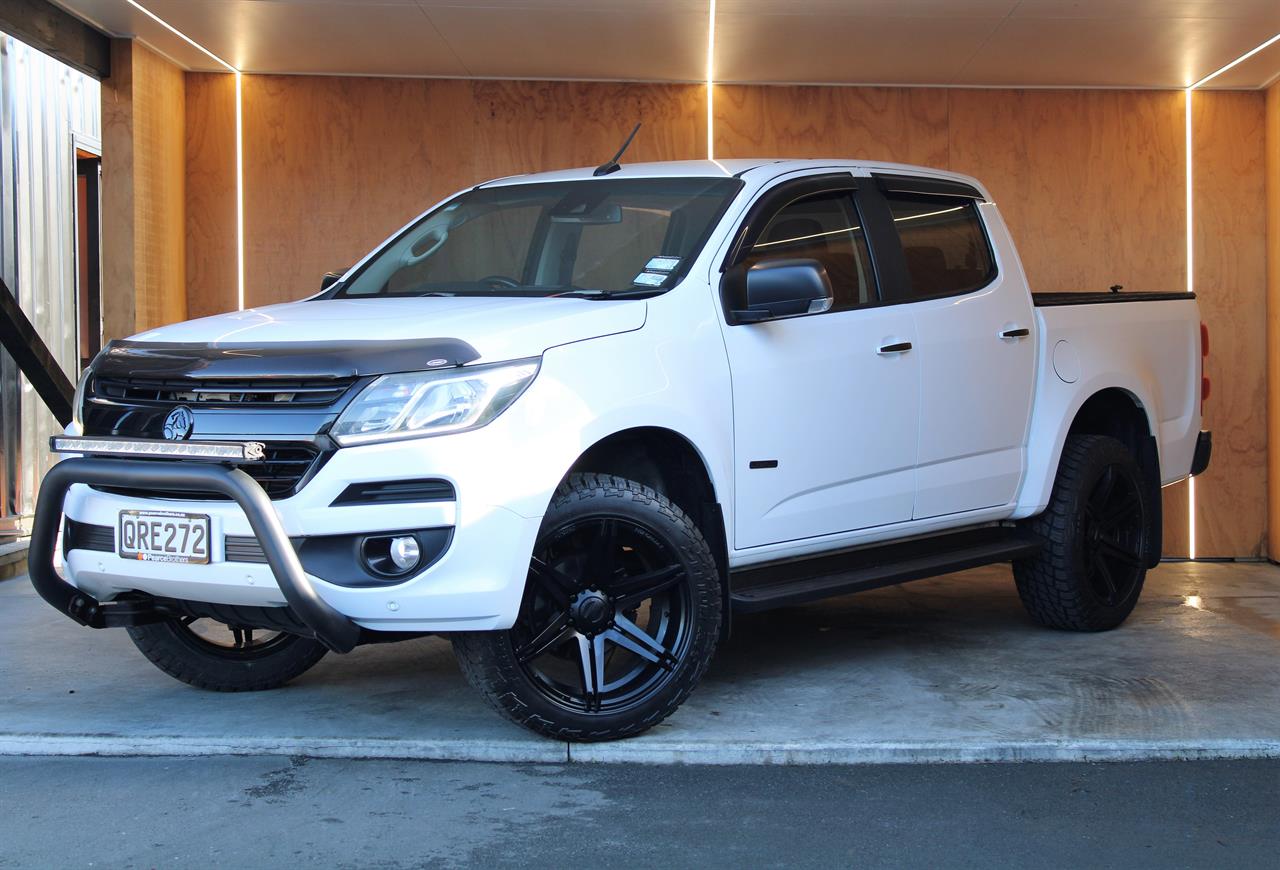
(127, 619, 328, 692)
(1014, 434, 1151, 631)
(452, 473, 722, 741)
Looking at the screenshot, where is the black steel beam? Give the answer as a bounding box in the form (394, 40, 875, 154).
(0, 277, 74, 426)
(0, 0, 110, 80)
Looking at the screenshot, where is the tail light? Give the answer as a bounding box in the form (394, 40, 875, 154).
(1200, 322, 1210, 411)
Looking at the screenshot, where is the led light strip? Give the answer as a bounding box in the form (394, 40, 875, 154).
(125, 1, 246, 312)
(706, 0, 716, 160)
(1185, 86, 1195, 559)
(51, 436, 265, 463)
(1182, 31, 1280, 559)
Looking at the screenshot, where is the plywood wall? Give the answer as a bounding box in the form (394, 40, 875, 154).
(182, 75, 1269, 557)
(131, 42, 187, 332)
(184, 73, 236, 321)
(100, 39, 187, 339)
(948, 89, 1187, 298)
(99, 40, 136, 342)
(1187, 91, 1268, 558)
(714, 86, 1186, 300)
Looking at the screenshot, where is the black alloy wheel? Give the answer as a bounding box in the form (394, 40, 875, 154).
(1080, 463, 1145, 607)
(453, 473, 721, 741)
(512, 515, 692, 715)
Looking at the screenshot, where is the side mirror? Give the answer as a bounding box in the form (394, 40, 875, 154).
(320, 270, 347, 292)
(730, 258, 834, 323)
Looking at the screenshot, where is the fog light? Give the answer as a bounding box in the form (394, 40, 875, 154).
(389, 536, 421, 572)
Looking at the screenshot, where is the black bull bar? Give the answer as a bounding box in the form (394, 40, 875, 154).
(29, 457, 361, 653)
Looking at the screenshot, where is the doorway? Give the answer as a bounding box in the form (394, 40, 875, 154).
(74, 145, 101, 369)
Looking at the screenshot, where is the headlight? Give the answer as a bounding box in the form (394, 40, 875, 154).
(331, 359, 539, 446)
(70, 365, 93, 435)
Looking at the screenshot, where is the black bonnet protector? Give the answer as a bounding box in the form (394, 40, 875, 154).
(94, 337, 481, 380)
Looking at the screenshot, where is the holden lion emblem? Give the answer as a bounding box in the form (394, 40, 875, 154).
(162, 406, 195, 441)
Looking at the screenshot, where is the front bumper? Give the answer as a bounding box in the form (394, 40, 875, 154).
(48, 431, 547, 640)
(32, 457, 361, 652)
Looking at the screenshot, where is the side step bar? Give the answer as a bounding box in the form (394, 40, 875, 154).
(729, 526, 1042, 613)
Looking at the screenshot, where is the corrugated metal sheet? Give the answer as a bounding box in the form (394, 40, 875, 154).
(0, 34, 101, 536)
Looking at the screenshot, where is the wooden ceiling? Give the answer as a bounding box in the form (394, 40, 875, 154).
(52, 0, 1280, 88)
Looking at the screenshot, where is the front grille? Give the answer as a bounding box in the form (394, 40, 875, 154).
(92, 442, 326, 501)
(93, 376, 354, 407)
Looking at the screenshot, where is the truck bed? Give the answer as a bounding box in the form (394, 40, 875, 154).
(1032, 291, 1195, 307)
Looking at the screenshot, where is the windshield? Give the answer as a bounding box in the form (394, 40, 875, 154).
(335, 177, 742, 299)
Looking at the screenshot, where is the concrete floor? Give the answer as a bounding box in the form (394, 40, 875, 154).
(1, 561, 1278, 764)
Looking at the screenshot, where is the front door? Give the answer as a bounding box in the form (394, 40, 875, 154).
(721, 179, 920, 549)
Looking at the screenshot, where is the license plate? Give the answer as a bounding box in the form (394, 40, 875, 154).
(118, 510, 210, 564)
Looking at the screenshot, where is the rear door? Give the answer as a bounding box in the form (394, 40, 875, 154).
(870, 176, 1036, 518)
(720, 173, 920, 549)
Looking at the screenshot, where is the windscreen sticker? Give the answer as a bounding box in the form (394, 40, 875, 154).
(633, 271, 667, 287)
(645, 256, 681, 273)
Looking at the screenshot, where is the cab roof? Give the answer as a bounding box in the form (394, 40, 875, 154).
(477, 158, 992, 200)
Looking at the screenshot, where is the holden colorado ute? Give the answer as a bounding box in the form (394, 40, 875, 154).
(31, 158, 1212, 741)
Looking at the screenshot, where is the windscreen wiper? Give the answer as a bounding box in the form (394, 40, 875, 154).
(551, 287, 659, 300)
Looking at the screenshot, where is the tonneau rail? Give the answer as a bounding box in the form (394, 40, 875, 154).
(1033, 291, 1196, 306)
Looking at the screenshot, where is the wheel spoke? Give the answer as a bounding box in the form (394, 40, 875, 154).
(583, 518, 620, 584)
(1099, 538, 1143, 568)
(514, 613, 573, 663)
(527, 557, 578, 606)
(611, 564, 684, 608)
(576, 633, 605, 712)
(1093, 552, 1119, 602)
(608, 613, 678, 670)
(1100, 493, 1141, 527)
(1091, 467, 1117, 514)
(231, 627, 245, 649)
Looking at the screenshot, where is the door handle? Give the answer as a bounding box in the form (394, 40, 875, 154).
(877, 341, 912, 355)
(999, 327, 1030, 339)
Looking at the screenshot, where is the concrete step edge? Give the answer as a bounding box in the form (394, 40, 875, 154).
(2, 733, 1278, 765)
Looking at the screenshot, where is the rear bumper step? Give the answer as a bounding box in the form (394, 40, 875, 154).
(29, 456, 361, 653)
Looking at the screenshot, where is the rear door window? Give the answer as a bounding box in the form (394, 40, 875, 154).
(884, 193, 995, 299)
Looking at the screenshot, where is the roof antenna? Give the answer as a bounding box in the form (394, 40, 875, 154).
(593, 122, 641, 177)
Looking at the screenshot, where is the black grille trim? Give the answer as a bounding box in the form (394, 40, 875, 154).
(225, 535, 275, 564)
(331, 479, 456, 506)
(91, 442, 327, 501)
(93, 375, 355, 407)
(63, 518, 115, 556)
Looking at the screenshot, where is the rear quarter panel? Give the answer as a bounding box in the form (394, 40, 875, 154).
(1013, 298, 1201, 518)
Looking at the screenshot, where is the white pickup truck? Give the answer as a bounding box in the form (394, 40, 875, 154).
(32, 158, 1211, 741)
